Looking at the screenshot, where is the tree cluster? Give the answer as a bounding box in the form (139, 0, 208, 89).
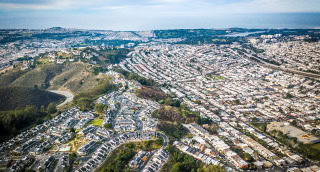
(137, 87, 167, 102)
(0, 105, 53, 142)
(157, 121, 189, 140)
(73, 78, 118, 111)
(113, 68, 157, 87)
(162, 144, 225, 172)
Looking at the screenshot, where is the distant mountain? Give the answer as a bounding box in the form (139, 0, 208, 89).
(0, 87, 65, 111)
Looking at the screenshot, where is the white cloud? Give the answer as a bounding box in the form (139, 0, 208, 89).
(92, 5, 128, 10)
(0, 0, 319, 13)
(211, 0, 320, 13)
(0, 3, 55, 10)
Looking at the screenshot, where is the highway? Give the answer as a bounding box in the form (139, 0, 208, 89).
(244, 53, 320, 80)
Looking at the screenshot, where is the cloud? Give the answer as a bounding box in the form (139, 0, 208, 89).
(0, 0, 111, 10)
(92, 5, 128, 10)
(0, 3, 54, 10)
(211, 0, 320, 13)
(0, 0, 319, 13)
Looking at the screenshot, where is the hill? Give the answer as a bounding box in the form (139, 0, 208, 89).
(0, 87, 65, 111)
(0, 65, 29, 87)
(0, 62, 108, 94)
(10, 63, 65, 89)
(48, 62, 107, 93)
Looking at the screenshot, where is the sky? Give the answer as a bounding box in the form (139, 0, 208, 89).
(0, 0, 320, 30)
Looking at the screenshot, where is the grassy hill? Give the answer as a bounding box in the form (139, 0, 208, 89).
(0, 65, 29, 87)
(48, 62, 107, 93)
(0, 62, 107, 94)
(0, 87, 65, 111)
(10, 63, 64, 89)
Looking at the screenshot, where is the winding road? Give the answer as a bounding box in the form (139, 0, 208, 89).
(49, 90, 74, 107)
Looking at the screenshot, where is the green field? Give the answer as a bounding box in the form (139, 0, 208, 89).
(88, 119, 103, 127)
(207, 74, 225, 80)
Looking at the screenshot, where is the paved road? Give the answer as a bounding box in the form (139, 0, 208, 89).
(49, 90, 74, 107)
(159, 133, 168, 148)
(138, 133, 169, 172)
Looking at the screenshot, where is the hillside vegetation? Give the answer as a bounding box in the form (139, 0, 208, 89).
(49, 62, 106, 93)
(0, 105, 57, 142)
(0, 62, 106, 94)
(0, 87, 64, 111)
(73, 77, 118, 111)
(10, 63, 64, 89)
(137, 87, 168, 101)
(0, 65, 28, 87)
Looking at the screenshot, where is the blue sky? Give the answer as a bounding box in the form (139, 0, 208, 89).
(0, 0, 320, 30)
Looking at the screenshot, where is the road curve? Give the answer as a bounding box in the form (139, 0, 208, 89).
(159, 132, 169, 148)
(49, 90, 74, 107)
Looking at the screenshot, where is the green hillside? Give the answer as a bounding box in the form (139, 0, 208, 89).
(0, 66, 28, 87)
(0, 62, 106, 94)
(10, 63, 64, 89)
(49, 62, 106, 93)
(0, 87, 65, 111)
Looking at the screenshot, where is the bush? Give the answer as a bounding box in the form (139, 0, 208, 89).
(113, 68, 157, 87)
(157, 121, 189, 140)
(95, 103, 106, 114)
(104, 123, 113, 129)
(47, 103, 57, 114)
(73, 78, 118, 111)
(0, 105, 50, 142)
(137, 87, 167, 102)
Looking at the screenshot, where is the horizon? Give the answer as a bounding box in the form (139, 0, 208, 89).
(1, 24, 320, 31)
(0, 0, 320, 30)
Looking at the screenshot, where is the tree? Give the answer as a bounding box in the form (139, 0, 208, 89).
(195, 100, 201, 105)
(171, 99, 181, 107)
(243, 153, 253, 162)
(40, 105, 45, 113)
(285, 93, 294, 99)
(77, 97, 93, 111)
(155, 139, 163, 145)
(171, 162, 182, 172)
(203, 165, 226, 172)
(70, 128, 75, 133)
(95, 103, 105, 114)
(69, 153, 78, 161)
(47, 103, 57, 114)
(104, 123, 113, 129)
(164, 97, 173, 105)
